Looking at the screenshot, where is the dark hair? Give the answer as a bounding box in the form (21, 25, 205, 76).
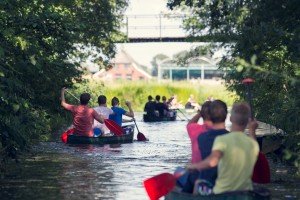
(98, 95, 107, 105)
(200, 101, 212, 121)
(155, 95, 160, 101)
(111, 97, 119, 106)
(148, 95, 153, 101)
(231, 102, 251, 128)
(80, 93, 91, 105)
(209, 100, 228, 123)
(162, 96, 167, 101)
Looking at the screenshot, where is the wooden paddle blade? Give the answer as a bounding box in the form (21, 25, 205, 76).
(143, 173, 176, 200)
(104, 119, 124, 136)
(137, 132, 147, 141)
(61, 128, 74, 143)
(252, 152, 270, 184)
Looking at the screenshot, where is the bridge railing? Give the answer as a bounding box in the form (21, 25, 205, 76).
(120, 14, 189, 42)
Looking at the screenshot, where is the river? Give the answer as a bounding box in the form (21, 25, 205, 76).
(0, 113, 299, 200)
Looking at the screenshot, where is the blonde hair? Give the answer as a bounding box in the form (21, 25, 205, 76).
(231, 102, 251, 128)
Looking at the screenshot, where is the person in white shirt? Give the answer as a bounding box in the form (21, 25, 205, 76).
(93, 95, 114, 136)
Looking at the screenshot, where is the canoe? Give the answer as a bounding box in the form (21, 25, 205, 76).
(250, 121, 285, 154)
(66, 125, 135, 145)
(143, 110, 177, 122)
(143, 114, 177, 122)
(165, 187, 271, 200)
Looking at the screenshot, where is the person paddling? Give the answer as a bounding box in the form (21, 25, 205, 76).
(176, 101, 213, 189)
(109, 97, 134, 126)
(93, 95, 114, 136)
(187, 101, 213, 164)
(187, 102, 259, 195)
(144, 95, 156, 117)
(182, 100, 229, 193)
(60, 88, 104, 137)
(155, 95, 169, 118)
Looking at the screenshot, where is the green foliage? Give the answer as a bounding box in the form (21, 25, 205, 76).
(168, 0, 300, 171)
(172, 44, 217, 66)
(69, 79, 237, 111)
(150, 54, 169, 76)
(0, 0, 128, 159)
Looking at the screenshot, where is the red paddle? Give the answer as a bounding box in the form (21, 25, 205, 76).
(143, 169, 185, 200)
(144, 173, 176, 200)
(61, 128, 75, 143)
(242, 78, 271, 184)
(133, 119, 147, 141)
(104, 119, 124, 136)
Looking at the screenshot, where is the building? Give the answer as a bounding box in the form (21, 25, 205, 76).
(93, 50, 152, 81)
(158, 56, 223, 81)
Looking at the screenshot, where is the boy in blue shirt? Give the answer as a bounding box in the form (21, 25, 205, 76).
(109, 97, 134, 126)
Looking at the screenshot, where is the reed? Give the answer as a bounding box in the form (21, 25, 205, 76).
(71, 79, 237, 111)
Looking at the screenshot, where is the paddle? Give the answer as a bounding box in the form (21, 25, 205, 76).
(104, 119, 124, 136)
(144, 170, 185, 200)
(242, 78, 271, 184)
(144, 173, 176, 200)
(176, 113, 185, 121)
(61, 128, 75, 143)
(176, 109, 189, 121)
(133, 119, 147, 141)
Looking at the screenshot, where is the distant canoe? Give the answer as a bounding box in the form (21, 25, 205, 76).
(165, 187, 271, 200)
(143, 112, 177, 122)
(249, 121, 285, 154)
(67, 125, 134, 145)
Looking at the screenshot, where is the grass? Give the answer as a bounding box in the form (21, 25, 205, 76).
(70, 79, 238, 111)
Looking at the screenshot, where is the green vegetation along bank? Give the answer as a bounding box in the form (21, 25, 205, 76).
(69, 79, 237, 111)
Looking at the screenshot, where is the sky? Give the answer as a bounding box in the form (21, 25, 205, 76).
(115, 0, 207, 68)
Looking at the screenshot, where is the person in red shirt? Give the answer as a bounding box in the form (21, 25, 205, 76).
(60, 88, 104, 137)
(176, 101, 212, 188)
(187, 101, 213, 164)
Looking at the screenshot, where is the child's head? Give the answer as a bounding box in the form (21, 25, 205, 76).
(111, 97, 119, 106)
(209, 100, 228, 123)
(230, 102, 251, 129)
(162, 96, 167, 101)
(200, 101, 212, 121)
(148, 95, 153, 101)
(98, 95, 107, 105)
(80, 93, 91, 105)
(155, 95, 161, 102)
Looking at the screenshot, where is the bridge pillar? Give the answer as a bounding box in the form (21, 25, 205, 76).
(158, 63, 162, 82)
(201, 65, 205, 80)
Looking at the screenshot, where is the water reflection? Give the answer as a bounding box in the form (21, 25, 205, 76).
(0, 113, 299, 200)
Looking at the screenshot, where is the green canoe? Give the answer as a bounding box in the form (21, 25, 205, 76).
(143, 110, 177, 122)
(67, 125, 135, 145)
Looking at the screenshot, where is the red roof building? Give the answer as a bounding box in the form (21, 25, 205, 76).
(93, 50, 152, 81)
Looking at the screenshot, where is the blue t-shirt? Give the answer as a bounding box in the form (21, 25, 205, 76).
(109, 106, 126, 126)
(197, 129, 229, 185)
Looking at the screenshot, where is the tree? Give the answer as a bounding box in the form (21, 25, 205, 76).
(0, 0, 128, 159)
(168, 0, 300, 169)
(150, 54, 169, 76)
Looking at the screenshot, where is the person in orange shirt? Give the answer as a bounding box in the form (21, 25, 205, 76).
(60, 87, 104, 137)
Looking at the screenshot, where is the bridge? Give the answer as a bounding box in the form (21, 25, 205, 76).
(119, 14, 208, 43)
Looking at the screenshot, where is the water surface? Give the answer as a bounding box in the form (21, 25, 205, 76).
(0, 113, 299, 200)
